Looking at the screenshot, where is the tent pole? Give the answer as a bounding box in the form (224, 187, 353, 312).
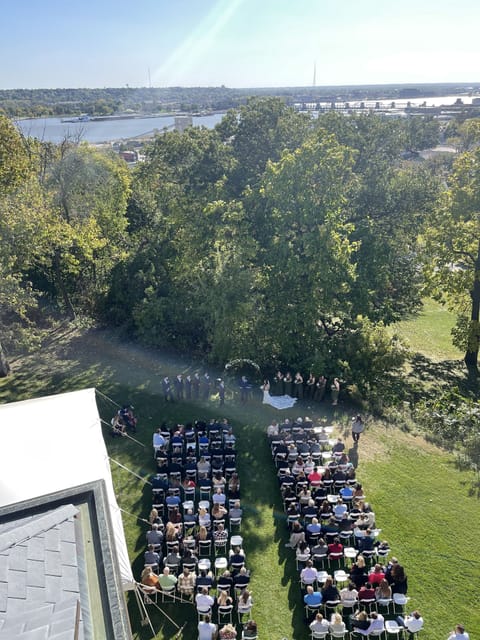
(134, 585, 156, 638)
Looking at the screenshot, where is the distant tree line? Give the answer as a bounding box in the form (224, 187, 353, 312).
(2, 100, 480, 400)
(1, 82, 476, 119)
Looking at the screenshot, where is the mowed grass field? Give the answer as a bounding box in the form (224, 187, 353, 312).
(0, 309, 478, 640)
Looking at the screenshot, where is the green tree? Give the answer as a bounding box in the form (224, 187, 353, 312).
(425, 148, 480, 367)
(44, 143, 131, 317)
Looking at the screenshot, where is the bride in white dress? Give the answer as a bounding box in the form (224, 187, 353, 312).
(261, 380, 297, 410)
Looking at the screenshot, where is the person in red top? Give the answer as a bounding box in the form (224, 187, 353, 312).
(368, 564, 385, 586)
(327, 537, 344, 557)
(358, 582, 376, 601)
(308, 467, 323, 485)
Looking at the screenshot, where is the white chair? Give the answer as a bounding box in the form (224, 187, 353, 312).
(385, 620, 403, 638)
(215, 556, 228, 575)
(334, 569, 349, 586)
(376, 597, 393, 614)
(310, 629, 329, 639)
(392, 593, 410, 614)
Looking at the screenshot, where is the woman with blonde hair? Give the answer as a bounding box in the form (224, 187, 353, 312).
(197, 525, 210, 542)
(329, 612, 346, 634)
(217, 589, 233, 607)
(149, 507, 161, 526)
(219, 623, 237, 639)
(141, 566, 160, 591)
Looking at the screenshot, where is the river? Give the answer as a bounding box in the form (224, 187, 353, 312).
(15, 112, 225, 143)
(14, 94, 476, 143)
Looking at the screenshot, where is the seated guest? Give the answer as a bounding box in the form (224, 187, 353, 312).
(196, 587, 215, 614)
(368, 564, 385, 586)
(327, 537, 343, 557)
(358, 582, 376, 602)
(350, 556, 368, 589)
(286, 521, 305, 549)
(164, 546, 181, 573)
(144, 544, 161, 572)
(306, 517, 322, 542)
(177, 566, 196, 599)
(397, 610, 424, 635)
(233, 566, 250, 591)
(350, 610, 370, 632)
(242, 620, 257, 639)
(214, 523, 229, 546)
(158, 567, 178, 590)
(219, 623, 237, 640)
(217, 569, 233, 593)
(229, 546, 246, 572)
(363, 612, 385, 636)
(375, 578, 392, 602)
(300, 560, 317, 587)
(196, 568, 214, 591)
(237, 590, 253, 618)
(309, 613, 329, 634)
(311, 538, 329, 562)
(331, 438, 345, 454)
(296, 541, 311, 569)
(146, 523, 163, 550)
(141, 566, 160, 591)
(212, 487, 227, 506)
(198, 615, 217, 640)
(321, 576, 340, 604)
(229, 501, 243, 522)
(329, 612, 346, 635)
(304, 585, 322, 612)
(308, 466, 323, 485)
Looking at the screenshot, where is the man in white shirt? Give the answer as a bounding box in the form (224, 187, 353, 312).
(196, 587, 215, 614)
(397, 611, 424, 635)
(198, 614, 217, 640)
(300, 560, 318, 587)
(447, 624, 469, 640)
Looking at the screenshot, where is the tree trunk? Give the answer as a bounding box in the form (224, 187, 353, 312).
(0, 340, 11, 377)
(465, 240, 480, 368)
(53, 249, 76, 320)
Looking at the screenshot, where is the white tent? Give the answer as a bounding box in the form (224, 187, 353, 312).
(0, 387, 135, 591)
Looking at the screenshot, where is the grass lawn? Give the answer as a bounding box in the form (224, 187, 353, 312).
(389, 298, 463, 361)
(1, 323, 478, 640)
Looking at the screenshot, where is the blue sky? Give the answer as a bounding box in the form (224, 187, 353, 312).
(1, 0, 479, 89)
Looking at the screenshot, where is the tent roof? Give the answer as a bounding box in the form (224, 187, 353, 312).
(0, 388, 134, 592)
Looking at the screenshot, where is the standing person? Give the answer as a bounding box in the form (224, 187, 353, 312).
(448, 624, 470, 640)
(218, 379, 226, 406)
(331, 377, 340, 406)
(202, 372, 211, 400)
(193, 372, 201, 399)
(174, 374, 184, 400)
(315, 375, 327, 402)
(185, 374, 192, 400)
(273, 370, 284, 395)
(239, 376, 249, 403)
(284, 372, 293, 396)
(352, 414, 365, 443)
(305, 373, 316, 400)
(162, 376, 173, 402)
(293, 372, 304, 400)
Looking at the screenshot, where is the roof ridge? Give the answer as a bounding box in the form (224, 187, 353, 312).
(0, 504, 78, 553)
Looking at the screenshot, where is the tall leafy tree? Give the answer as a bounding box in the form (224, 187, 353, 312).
(425, 147, 480, 367)
(44, 143, 131, 317)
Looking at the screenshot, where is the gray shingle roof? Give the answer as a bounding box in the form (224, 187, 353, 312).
(0, 505, 84, 639)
